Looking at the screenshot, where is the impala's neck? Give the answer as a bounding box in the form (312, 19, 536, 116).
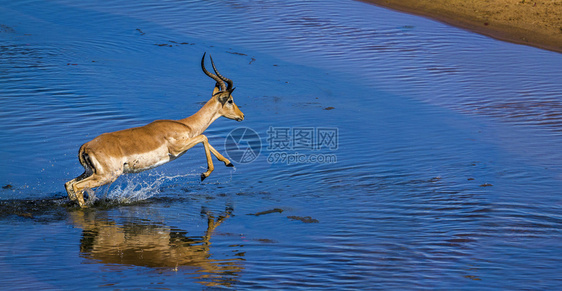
(179, 98, 222, 137)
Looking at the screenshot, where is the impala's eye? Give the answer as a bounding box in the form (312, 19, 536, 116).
(228, 99, 233, 104)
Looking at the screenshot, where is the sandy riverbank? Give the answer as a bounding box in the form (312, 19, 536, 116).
(361, 0, 562, 53)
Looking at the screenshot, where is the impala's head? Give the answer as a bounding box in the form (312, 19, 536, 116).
(201, 53, 244, 122)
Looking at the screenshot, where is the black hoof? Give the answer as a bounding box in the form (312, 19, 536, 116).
(201, 174, 207, 181)
(226, 163, 234, 167)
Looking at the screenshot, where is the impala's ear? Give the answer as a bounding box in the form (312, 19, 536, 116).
(228, 87, 236, 95)
(212, 83, 220, 96)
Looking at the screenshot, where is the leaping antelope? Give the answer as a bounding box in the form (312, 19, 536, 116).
(65, 53, 244, 208)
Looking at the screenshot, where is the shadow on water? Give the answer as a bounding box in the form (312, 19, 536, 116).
(0, 196, 69, 222)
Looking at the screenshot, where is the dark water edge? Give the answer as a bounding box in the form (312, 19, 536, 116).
(1, 0, 562, 289)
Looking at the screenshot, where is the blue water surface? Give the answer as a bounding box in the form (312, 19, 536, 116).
(1, 0, 562, 289)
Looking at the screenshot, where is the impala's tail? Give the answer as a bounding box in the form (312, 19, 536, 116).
(76, 144, 95, 181)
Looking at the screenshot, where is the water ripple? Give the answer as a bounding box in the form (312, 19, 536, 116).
(1, 0, 562, 289)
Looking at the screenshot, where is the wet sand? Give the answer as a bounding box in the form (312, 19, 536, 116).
(361, 0, 562, 53)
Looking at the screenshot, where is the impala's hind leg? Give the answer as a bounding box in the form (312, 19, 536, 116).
(65, 169, 92, 201)
(65, 178, 79, 201)
(66, 154, 95, 202)
(72, 173, 118, 208)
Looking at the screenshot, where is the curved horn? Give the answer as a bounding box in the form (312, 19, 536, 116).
(201, 53, 226, 91)
(210, 55, 233, 91)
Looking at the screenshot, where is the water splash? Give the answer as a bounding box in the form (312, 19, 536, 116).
(87, 172, 200, 206)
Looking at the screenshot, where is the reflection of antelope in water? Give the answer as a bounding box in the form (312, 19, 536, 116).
(70, 208, 243, 287)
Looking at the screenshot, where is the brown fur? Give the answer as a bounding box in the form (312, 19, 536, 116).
(65, 65, 244, 208)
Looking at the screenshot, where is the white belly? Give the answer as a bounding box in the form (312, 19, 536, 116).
(123, 146, 171, 173)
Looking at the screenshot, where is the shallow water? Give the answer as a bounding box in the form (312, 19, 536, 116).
(1, 0, 562, 289)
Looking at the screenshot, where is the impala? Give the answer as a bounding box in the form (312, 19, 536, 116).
(65, 53, 244, 208)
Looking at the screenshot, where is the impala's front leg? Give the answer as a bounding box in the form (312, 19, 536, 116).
(200, 136, 215, 181)
(207, 143, 234, 167)
(200, 137, 237, 180)
(171, 135, 215, 181)
(172, 135, 231, 181)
